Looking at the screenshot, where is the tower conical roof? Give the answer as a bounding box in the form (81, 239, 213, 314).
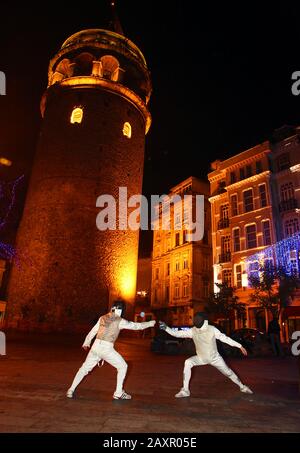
(108, 1, 124, 36)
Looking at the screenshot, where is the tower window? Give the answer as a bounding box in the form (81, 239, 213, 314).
(70, 107, 83, 124)
(123, 122, 132, 138)
(100, 55, 120, 81)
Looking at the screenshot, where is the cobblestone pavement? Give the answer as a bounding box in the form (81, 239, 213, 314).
(0, 332, 299, 433)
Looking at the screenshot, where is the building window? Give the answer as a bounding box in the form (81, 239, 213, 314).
(243, 189, 254, 212)
(280, 182, 295, 201)
(183, 259, 189, 270)
(235, 264, 242, 288)
(175, 261, 180, 272)
(183, 230, 188, 243)
(222, 269, 232, 287)
(154, 288, 158, 303)
(246, 224, 257, 249)
(230, 171, 236, 184)
(174, 285, 180, 298)
(123, 122, 132, 138)
(289, 250, 299, 275)
(285, 218, 300, 237)
(220, 204, 229, 219)
(248, 261, 259, 281)
(231, 194, 238, 216)
(246, 165, 252, 178)
(183, 284, 189, 297)
(218, 204, 229, 229)
(232, 228, 240, 252)
(256, 160, 263, 174)
(277, 152, 290, 171)
(239, 167, 245, 180)
(70, 107, 83, 124)
(230, 195, 239, 217)
(259, 184, 267, 208)
(155, 268, 159, 280)
(262, 220, 272, 246)
(218, 180, 226, 193)
(221, 235, 231, 253)
(175, 233, 180, 247)
(183, 209, 190, 226)
(166, 262, 170, 276)
(174, 210, 182, 229)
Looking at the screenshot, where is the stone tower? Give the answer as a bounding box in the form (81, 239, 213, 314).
(6, 14, 152, 331)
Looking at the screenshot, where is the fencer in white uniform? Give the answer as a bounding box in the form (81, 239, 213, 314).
(67, 300, 155, 400)
(159, 312, 253, 397)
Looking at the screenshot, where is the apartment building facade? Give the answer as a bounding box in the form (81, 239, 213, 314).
(208, 125, 300, 336)
(151, 177, 212, 326)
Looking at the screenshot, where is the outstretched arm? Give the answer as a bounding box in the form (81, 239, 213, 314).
(159, 321, 193, 339)
(119, 319, 156, 331)
(214, 327, 241, 348)
(165, 327, 193, 339)
(82, 318, 100, 348)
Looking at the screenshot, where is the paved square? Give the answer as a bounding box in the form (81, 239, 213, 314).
(0, 333, 299, 433)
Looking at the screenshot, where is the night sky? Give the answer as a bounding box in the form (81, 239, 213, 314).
(1, 1, 300, 255)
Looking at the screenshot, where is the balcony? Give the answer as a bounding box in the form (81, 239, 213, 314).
(279, 198, 298, 212)
(218, 252, 231, 263)
(217, 218, 230, 230)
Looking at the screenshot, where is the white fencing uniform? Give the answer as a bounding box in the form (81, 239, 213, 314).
(166, 320, 247, 391)
(69, 313, 154, 397)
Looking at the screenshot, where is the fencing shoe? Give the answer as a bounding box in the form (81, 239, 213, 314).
(175, 388, 190, 398)
(240, 385, 253, 394)
(113, 391, 132, 400)
(66, 388, 74, 398)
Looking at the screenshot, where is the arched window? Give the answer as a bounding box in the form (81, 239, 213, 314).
(100, 55, 120, 81)
(70, 107, 83, 124)
(122, 122, 132, 138)
(56, 58, 74, 78)
(74, 53, 94, 76)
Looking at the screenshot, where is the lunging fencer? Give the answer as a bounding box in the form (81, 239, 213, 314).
(67, 300, 155, 400)
(159, 312, 253, 397)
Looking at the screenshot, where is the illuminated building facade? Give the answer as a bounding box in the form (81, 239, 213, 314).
(208, 125, 300, 334)
(6, 18, 152, 331)
(151, 177, 212, 326)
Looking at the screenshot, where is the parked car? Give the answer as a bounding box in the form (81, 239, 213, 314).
(220, 328, 272, 357)
(150, 326, 195, 355)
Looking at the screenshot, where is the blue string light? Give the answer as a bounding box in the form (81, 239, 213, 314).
(245, 233, 300, 277)
(0, 175, 25, 264)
